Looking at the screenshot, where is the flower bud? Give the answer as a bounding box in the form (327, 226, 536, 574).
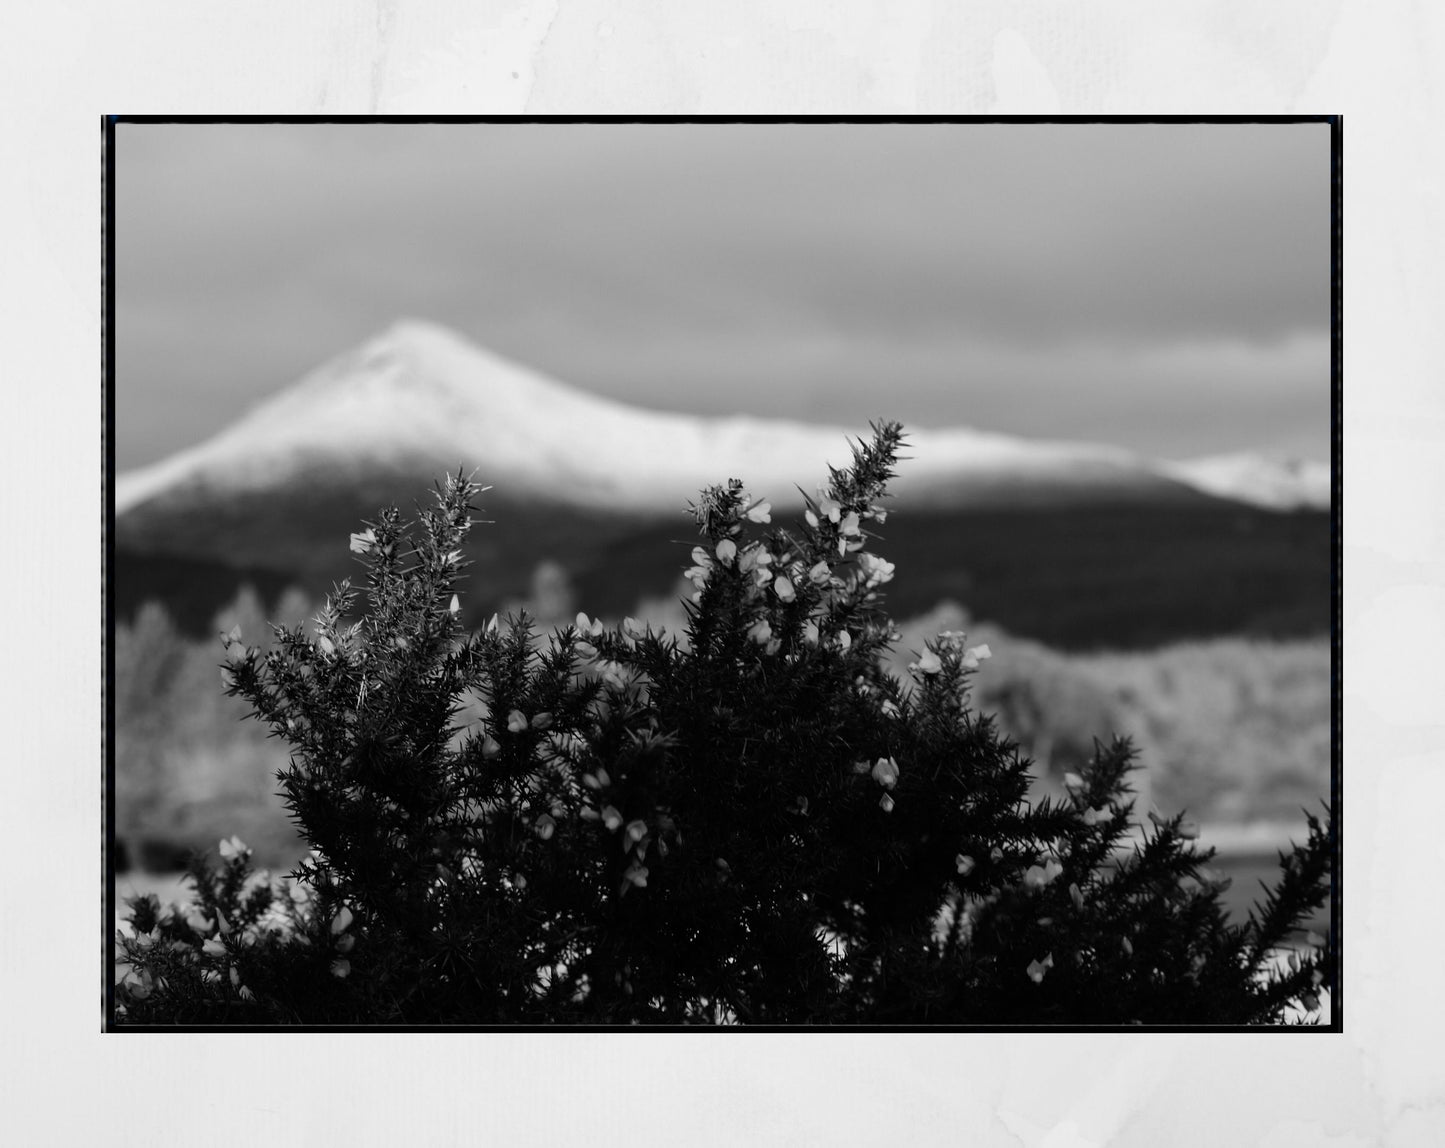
(621, 864, 649, 890)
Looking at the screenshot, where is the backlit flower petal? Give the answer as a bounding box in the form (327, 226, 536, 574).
(746, 501, 772, 523)
(623, 864, 649, 888)
(917, 649, 942, 675)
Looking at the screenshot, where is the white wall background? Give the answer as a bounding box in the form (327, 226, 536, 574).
(2, 2, 1441, 1145)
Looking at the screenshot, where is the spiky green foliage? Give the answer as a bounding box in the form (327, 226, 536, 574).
(115, 423, 1333, 1025)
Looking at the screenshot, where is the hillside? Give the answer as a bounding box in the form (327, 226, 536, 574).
(113, 320, 1331, 649)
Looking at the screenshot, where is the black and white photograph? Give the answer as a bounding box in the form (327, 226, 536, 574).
(108, 119, 1336, 1029)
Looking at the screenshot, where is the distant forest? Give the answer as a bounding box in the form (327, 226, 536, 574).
(114, 501, 1330, 654)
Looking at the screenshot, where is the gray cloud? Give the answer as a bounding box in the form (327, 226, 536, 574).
(116, 121, 1330, 468)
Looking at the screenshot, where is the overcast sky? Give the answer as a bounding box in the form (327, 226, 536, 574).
(116, 121, 1331, 470)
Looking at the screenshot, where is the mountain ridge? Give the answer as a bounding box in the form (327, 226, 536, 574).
(118, 319, 1317, 519)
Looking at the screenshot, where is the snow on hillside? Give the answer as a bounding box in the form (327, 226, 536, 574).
(115, 320, 1291, 517)
(1164, 453, 1331, 512)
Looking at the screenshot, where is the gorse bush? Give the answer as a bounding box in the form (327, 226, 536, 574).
(115, 423, 1332, 1025)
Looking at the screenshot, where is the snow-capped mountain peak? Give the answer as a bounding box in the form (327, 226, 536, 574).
(115, 320, 1320, 519)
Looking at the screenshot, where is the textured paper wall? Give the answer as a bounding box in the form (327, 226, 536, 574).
(5, 2, 1442, 1144)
